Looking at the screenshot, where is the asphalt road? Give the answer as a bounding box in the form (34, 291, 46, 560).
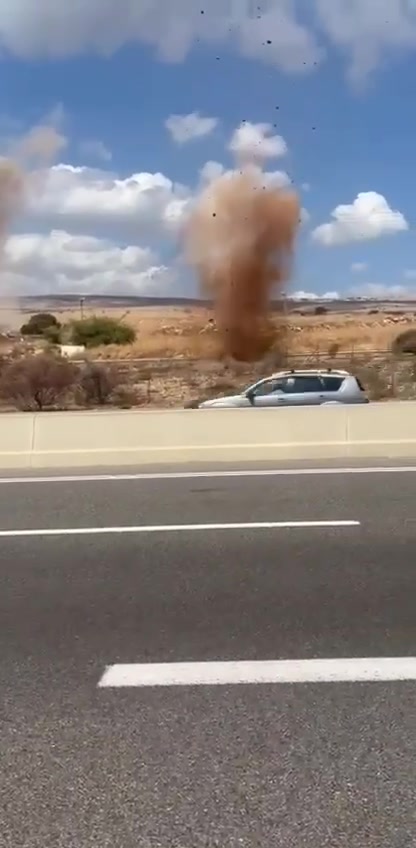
(1, 462, 416, 847)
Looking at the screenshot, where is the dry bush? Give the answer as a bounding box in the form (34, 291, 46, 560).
(392, 328, 416, 355)
(77, 363, 118, 406)
(111, 385, 142, 408)
(356, 365, 391, 400)
(0, 353, 78, 410)
(328, 342, 340, 357)
(184, 380, 241, 409)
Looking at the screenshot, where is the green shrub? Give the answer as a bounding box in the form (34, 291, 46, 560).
(43, 324, 62, 344)
(20, 312, 61, 336)
(69, 316, 136, 348)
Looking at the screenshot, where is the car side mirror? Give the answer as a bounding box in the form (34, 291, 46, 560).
(246, 390, 255, 404)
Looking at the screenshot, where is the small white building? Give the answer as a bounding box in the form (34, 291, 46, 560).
(59, 344, 86, 359)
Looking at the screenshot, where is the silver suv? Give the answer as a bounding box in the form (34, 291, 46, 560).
(198, 369, 368, 409)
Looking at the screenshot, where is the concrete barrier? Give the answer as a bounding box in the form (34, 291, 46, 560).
(0, 402, 415, 469)
(346, 401, 416, 457)
(0, 413, 35, 468)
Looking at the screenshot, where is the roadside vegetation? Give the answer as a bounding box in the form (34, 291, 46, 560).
(0, 306, 414, 411)
(20, 313, 136, 349)
(0, 354, 140, 411)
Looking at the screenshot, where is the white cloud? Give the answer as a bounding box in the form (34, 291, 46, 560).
(0, 1, 322, 72)
(199, 159, 291, 190)
(315, 0, 416, 83)
(292, 291, 319, 300)
(26, 163, 192, 237)
(165, 112, 218, 144)
(199, 160, 226, 184)
(349, 283, 413, 299)
(293, 285, 416, 301)
(312, 192, 408, 246)
(10, 144, 308, 294)
(3, 230, 173, 294)
(0, 1, 415, 80)
(292, 290, 340, 300)
(78, 139, 112, 162)
(351, 261, 368, 272)
(229, 121, 288, 162)
(262, 168, 292, 188)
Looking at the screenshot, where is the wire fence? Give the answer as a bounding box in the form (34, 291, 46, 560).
(84, 347, 408, 367)
(77, 348, 416, 405)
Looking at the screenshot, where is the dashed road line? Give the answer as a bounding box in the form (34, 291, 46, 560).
(0, 519, 360, 538)
(98, 657, 416, 688)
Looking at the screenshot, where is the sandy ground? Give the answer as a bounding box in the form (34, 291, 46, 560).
(43, 304, 416, 360)
(0, 304, 415, 409)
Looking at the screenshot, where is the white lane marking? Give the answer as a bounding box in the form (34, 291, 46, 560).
(98, 658, 416, 687)
(0, 466, 416, 484)
(0, 520, 360, 538)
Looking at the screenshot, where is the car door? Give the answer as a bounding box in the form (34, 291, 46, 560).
(283, 375, 325, 406)
(250, 377, 289, 407)
(319, 375, 345, 403)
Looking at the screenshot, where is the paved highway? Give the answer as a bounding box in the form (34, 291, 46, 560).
(1, 461, 416, 846)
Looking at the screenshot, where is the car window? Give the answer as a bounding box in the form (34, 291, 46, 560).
(252, 378, 286, 396)
(290, 376, 323, 393)
(321, 376, 344, 391)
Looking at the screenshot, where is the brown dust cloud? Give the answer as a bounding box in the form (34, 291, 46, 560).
(0, 124, 66, 330)
(0, 124, 66, 252)
(185, 164, 300, 361)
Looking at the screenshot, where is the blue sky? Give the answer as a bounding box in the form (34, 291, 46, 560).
(1, 0, 416, 298)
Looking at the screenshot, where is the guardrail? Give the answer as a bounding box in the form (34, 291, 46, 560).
(0, 403, 415, 469)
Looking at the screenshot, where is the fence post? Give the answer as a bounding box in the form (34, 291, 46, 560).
(390, 357, 397, 398)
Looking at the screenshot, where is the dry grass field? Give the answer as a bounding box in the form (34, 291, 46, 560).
(50, 303, 416, 360)
(1, 301, 414, 409)
(40, 302, 416, 407)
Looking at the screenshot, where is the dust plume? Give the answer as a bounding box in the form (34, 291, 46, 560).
(0, 159, 26, 332)
(185, 165, 300, 361)
(15, 124, 67, 165)
(0, 123, 67, 332)
(0, 159, 26, 242)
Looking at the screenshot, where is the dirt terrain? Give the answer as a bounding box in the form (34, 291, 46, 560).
(86, 303, 416, 406)
(1, 301, 415, 409)
(20, 302, 416, 360)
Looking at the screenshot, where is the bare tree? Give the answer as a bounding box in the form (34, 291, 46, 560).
(78, 363, 118, 406)
(0, 354, 78, 411)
